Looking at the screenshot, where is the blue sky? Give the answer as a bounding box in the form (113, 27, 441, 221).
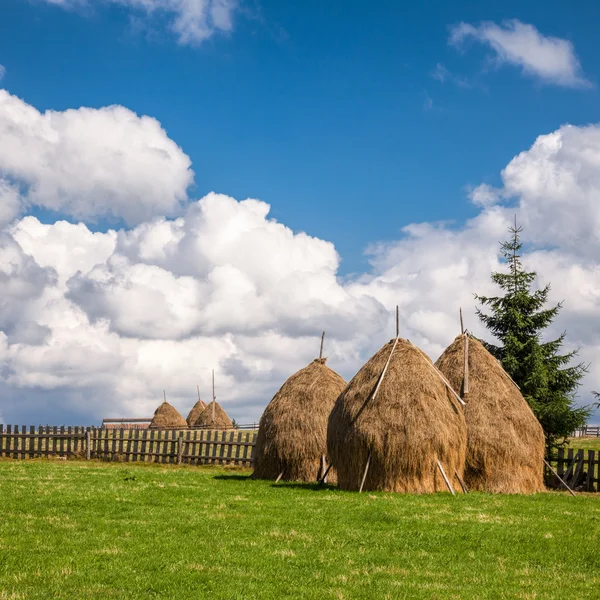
(2, 0, 598, 273)
(1, 0, 600, 424)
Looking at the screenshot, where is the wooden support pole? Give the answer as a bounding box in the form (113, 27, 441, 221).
(359, 452, 371, 493)
(463, 334, 469, 397)
(455, 470, 468, 494)
(459, 307, 464, 335)
(544, 459, 576, 497)
(318, 464, 333, 485)
(86, 429, 91, 460)
(212, 370, 216, 425)
(275, 471, 284, 483)
(437, 460, 455, 495)
(197, 385, 201, 402)
(396, 305, 399, 338)
(320, 331, 325, 359)
(408, 341, 466, 407)
(372, 338, 398, 402)
(163, 390, 166, 403)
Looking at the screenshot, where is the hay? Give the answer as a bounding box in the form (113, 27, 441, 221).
(328, 338, 467, 493)
(435, 335, 545, 494)
(194, 401, 232, 428)
(253, 358, 346, 482)
(186, 399, 207, 427)
(149, 401, 188, 429)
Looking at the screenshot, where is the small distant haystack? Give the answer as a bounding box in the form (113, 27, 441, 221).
(186, 398, 207, 427)
(328, 338, 467, 493)
(253, 358, 346, 482)
(435, 335, 545, 493)
(194, 401, 233, 428)
(149, 401, 188, 429)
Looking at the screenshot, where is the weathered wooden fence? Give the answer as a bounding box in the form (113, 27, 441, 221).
(1, 424, 599, 491)
(0, 425, 257, 466)
(572, 425, 600, 438)
(544, 448, 599, 492)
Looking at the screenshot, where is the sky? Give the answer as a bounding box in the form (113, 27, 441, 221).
(0, 0, 599, 425)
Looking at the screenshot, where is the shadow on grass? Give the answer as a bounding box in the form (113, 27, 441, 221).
(213, 474, 251, 481)
(212, 474, 337, 492)
(271, 482, 338, 492)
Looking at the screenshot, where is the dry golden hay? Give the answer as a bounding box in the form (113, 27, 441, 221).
(186, 399, 207, 427)
(328, 338, 467, 493)
(149, 401, 188, 429)
(435, 335, 545, 494)
(253, 358, 346, 482)
(194, 401, 233, 428)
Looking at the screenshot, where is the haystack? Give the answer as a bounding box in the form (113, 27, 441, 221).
(328, 338, 467, 493)
(253, 358, 346, 482)
(435, 335, 545, 493)
(194, 400, 232, 428)
(149, 401, 188, 429)
(186, 398, 207, 427)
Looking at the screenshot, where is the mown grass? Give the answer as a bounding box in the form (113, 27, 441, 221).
(1, 460, 599, 599)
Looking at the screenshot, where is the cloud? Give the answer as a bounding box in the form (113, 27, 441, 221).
(431, 63, 474, 89)
(39, 0, 238, 46)
(472, 124, 600, 256)
(1, 92, 599, 425)
(449, 20, 590, 88)
(0, 90, 193, 225)
(0, 65, 5, 81)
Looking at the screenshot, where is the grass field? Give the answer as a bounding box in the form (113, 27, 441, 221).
(568, 436, 600, 451)
(1, 461, 600, 599)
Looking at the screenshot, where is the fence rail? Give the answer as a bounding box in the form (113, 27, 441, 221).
(572, 425, 600, 438)
(0, 425, 256, 466)
(101, 418, 259, 430)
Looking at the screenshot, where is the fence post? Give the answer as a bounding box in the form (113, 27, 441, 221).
(177, 432, 183, 465)
(86, 430, 91, 460)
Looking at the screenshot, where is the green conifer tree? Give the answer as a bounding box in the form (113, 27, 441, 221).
(475, 218, 590, 446)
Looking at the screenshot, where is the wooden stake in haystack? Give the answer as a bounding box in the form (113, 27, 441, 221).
(253, 329, 346, 483)
(149, 390, 188, 429)
(435, 333, 546, 494)
(192, 371, 233, 429)
(326, 305, 467, 493)
(462, 309, 470, 398)
(212, 369, 216, 425)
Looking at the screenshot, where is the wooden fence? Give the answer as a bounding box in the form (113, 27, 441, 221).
(545, 447, 599, 493)
(0, 425, 256, 466)
(572, 425, 600, 438)
(1, 424, 598, 491)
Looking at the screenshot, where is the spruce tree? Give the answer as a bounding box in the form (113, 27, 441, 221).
(475, 218, 590, 446)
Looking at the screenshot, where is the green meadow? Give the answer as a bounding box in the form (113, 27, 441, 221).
(1, 460, 599, 599)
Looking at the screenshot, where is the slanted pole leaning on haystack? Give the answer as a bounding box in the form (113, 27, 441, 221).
(435, 332, 546, 494)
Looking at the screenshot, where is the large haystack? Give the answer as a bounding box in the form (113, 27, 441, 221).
(149, 401, 188, 429)
(186, 399, 207, 427)
(328, 338, 467, 493)
(194, 401, 233, 428)
(253, 358, 346, 482)
(435, 335, 545, 493)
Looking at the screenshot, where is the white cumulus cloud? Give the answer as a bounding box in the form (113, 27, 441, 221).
(450, 19, 590, 88)
(0, 90, 194, 225)
(0, 92, 599, 425)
